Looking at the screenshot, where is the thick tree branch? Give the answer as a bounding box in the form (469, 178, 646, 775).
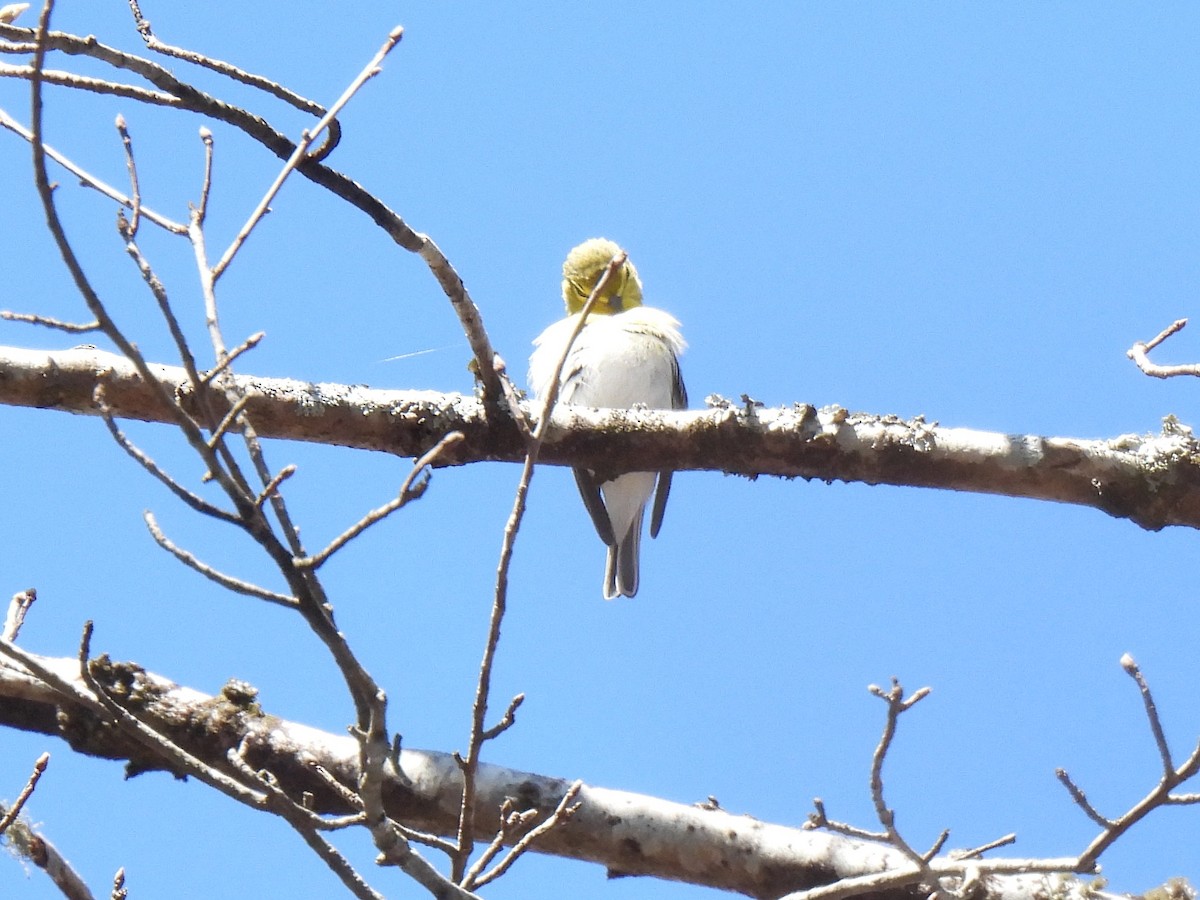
(3, 344, 1200, 531)
(0, 653, 1090, 900)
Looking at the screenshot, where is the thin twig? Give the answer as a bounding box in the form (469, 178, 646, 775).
(0, 5, 30, 26)
(200, 331, 264, 385)
(465, 780, 583, 890)
(1127, 318, 1200, 378)
(226, 738, 363, 831)
(0, 101, 177, 232)
(495, 353, 532, 436)
(207, 394, 252, 448)
(119, 231, 202, 384)
(417, 234, 503, 402)
(460, 801, 528, 889)
(1165, 790, 1200, 805)
(94, 385, 240, 525)
(0, 813, 97, 900)
(394, 823, 461, 855)
(113, 113, 141, 236)
(0, 18, 428, 261)
(355, 700, 478, 899)
(144, 511, 297, 608)
(2, 57, 182, 100)
(309, 762, 364, 809)
(952, 832, 1018, 860)
(196, 125, 213, 223)
(1056, 768, 1110, 828)
(479, 693, 524, 742)
(210, 25, 404, 282)
(187, 189, 412, 898)
(0, 637, 107, 720)
(183, 216, 266, 508)
(297, 431, 464, 570)
(776, 853, 1088, 900)
(310, 761, 459, 854)
(23, 0, 182, 391)
(229, 732, 385, 899)
(452, 253, 625, 881)
(0, 751, 49, 835)
(1070, 656, 1200, 870)
(233, 411, 316, 590)
(5, 13, 508, 431)
(25, 22, 259, 519)
(866, 679, 931, 865)
(291, 825, 386, 900)
(125, 1, 332, 121)
(313, 739, 460, 856)
(923, 829, 950, 863)
(0, 309, 100, 332)
(804, 798, 887, 841)
(1122, 653, 1173, 776)
(254, 464, 296, 510)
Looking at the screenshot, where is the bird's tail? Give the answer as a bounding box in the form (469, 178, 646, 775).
(603, 515, 643, 600)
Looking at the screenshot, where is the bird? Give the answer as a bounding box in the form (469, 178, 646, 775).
(528, 238, 687, 599)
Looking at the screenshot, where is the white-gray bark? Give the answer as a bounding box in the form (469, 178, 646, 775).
(0, 652, 1097, 900)
(3, 344, 1199, 532)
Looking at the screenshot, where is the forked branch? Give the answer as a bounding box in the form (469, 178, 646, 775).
(1128, 319, 1200, 379)
(1060, 655, 1200, 871)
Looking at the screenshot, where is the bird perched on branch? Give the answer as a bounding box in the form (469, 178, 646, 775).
(529, 238, 687, 599)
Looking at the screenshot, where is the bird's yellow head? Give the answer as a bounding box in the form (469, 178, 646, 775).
(561, 238, 643, 316)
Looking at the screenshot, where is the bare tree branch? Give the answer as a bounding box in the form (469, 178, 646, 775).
(3, 7, 1197, 898)
(0, 309, 99, 332)
(0, 652, 1095, 900)
(124, 0, 332, 127)
(864, 681, 934, 865)
(464, 780, 583, 891)
(2, 588, 36, 641)
(4, 345, 1200, 531)
(0, 810, 97, 900)
(297, 431, 464, 570)
(1064, 656, 1200, 871)
(143, 511, 297, 607)
(0, 17, 503, 400)
(0, 751, 48, 835)
(209, 25, 404, 283)
(452, 249, 627, 881)
(1128, 319, 1199, 378)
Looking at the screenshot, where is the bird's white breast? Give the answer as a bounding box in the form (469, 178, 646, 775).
(529, 307, 684, 408)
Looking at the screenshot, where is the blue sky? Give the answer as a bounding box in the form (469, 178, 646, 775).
(4, 3, 1200, 898)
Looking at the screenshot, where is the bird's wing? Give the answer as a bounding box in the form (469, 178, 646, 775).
(574, 468, 617, 547)
(649, 471, 672, 539)
(650, 351, 687, 539)
(670, 350, 688, 409)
